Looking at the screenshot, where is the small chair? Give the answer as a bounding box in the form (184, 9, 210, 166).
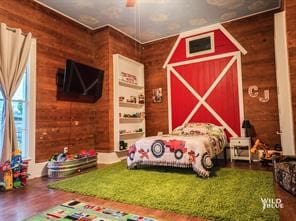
(273, 155, 296, 196)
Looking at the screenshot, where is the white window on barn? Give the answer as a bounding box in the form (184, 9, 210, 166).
(185, 32, 215, 58)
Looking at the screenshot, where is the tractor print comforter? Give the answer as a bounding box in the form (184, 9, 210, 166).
(127, 123, 227, 177)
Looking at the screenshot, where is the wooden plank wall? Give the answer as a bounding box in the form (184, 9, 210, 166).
(286, 0, 296, 152)
(224, 12, 280, 146)
(0, 0, 284, 161)
(92, 27, 110, 153)
(0, 0, 143, 161)
(143, 12, 281, 147)
(142, 37, 177, 136)
(93, 27, 142, 152)
(0, 0, 101, 162)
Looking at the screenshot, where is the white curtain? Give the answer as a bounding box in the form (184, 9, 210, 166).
(0, 23, 32, 162)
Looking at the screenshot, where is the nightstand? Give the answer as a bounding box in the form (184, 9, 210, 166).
(230, 137, 251, 163)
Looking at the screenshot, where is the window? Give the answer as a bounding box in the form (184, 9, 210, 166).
(0, 39, 36, 160)
(186, 32, 215, 58)
(0, 68, 29, 158)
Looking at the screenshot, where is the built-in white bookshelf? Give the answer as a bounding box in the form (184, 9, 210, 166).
(113, 54, 145, 152)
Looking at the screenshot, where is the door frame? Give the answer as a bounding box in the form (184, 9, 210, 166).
(274, 12, 295, 154)
(167, 51, 244, 137)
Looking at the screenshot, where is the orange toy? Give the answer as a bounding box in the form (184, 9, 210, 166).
(4, 169, 13, 190)
(250, 139, 281, 160)
(0, 161, 13, 190)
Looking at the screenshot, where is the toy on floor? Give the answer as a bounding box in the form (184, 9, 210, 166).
(48, 148, 97, 178)
(24, 200, 157, 221)
(0, 161, 9, 192)
(49, 148, 97, 163)
(250, 139, 282, 166)
(0, 173, 5, 192)
(21, 160, 30, 186)
(1, 160, 16, 191)
(11, 149, 30, 188)
(1, 161, 13, 190)
(0, 149, 30, 191)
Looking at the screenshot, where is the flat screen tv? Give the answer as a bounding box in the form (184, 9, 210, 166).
(57, 60, 104, 103)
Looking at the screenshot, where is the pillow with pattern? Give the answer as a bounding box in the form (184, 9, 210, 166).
(171, 122, 225, 136)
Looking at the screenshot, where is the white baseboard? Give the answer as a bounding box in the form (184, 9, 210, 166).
(28, 161, 48, 179)
(27, 152, 126, 179)
(97, 151, 127, 164)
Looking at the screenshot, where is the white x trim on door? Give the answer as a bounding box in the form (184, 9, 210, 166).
(167, 52, 244, 137)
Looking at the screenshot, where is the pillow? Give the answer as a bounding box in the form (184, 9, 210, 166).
(171, 125, 184, 135)
(171, 122, 225, 136)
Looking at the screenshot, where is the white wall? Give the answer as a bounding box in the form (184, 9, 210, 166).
(274, 11, 295, 155)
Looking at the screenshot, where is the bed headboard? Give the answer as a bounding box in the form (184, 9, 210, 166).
(164, 24, 247, 138)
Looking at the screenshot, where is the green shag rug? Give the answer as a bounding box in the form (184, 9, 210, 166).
(48, 162, 279, 221)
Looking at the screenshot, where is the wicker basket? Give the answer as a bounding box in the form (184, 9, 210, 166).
(47, 155, 97, 179)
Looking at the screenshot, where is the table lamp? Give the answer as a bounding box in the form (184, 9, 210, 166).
(242, 120, 251, 137)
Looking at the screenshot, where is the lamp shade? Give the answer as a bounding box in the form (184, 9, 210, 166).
(242, 120, 251, 129)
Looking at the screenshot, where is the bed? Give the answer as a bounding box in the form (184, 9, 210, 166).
(127, 123, 227, 177)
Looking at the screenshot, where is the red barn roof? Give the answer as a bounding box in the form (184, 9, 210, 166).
(163, 24, 247, 68)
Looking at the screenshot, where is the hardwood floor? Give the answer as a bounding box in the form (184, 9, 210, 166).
(0, 161, 295, 221)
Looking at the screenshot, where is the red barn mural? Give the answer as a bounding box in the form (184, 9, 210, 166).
(163, 24, 247, 137)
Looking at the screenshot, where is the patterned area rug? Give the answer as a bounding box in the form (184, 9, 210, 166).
(24, 200, 157, 221)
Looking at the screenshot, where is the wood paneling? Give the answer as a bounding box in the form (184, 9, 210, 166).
(143, 12, 281, 147)
(0, 0, 142, 160)
(224, 12, 280, 146)
(93, 27, 142, 152)
(286, 0, 296, 153)
(92, 27, 110, 152)
(0, 0, 97, 162)
(0, 0, 283, 161)
(142, 36, 177, 136)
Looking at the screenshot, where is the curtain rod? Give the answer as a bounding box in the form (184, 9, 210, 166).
(6, 26, 29, 36)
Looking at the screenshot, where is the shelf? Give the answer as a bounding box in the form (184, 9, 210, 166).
(119, 102, 144, 108)
(119, 132, 144, 137)
(119, 81, 144, 89)
(120, 118, 144, 123)
(114, 54, 145, 152)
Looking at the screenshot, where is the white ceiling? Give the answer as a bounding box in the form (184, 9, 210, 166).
(35, 0, 281, 43)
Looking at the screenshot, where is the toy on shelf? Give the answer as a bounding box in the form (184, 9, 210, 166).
(250, 139, 282, 166)
(120, 72, 137, 85)
(119, 141, 128, 151)
(122, 112, 143, 119)
(138, 93, 145, 104)
(119, 96, 125, 102)
(126, 96, 137, 103)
